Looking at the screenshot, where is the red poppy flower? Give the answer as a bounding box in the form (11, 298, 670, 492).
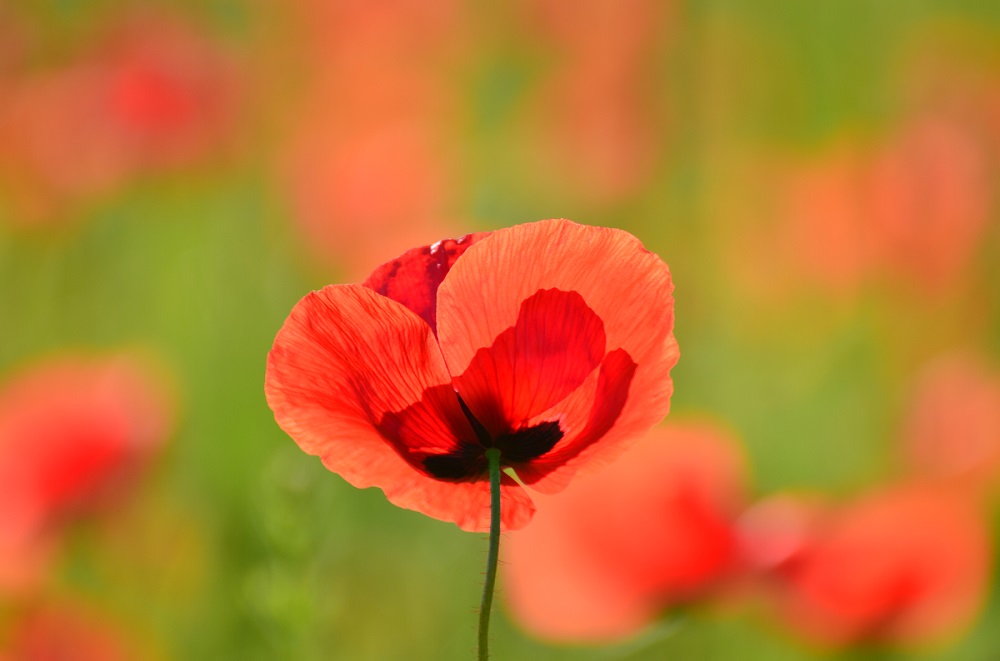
(0, 355, 172, 594)
(502, 422, 747, 642)
(265, 219, 678, 531)
(745, 485, 991, 647)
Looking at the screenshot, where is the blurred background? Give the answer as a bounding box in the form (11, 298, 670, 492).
(1, 1, 999, 659)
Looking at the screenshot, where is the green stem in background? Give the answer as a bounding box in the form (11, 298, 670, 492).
(478, 448, 502, 661)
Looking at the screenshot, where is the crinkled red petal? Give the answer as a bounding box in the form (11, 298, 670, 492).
(451, 287, 606, 437)
(363, 232, 490, 334)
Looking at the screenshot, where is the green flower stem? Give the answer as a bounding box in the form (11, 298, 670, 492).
(478, 448, 502, 661)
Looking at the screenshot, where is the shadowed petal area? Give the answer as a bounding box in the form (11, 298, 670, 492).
(378, 383, 486, 479)
(515, 348, 635, 490)
(451, 288, 606, 435)
(421, 444, 487, 480)
(495, 420, 564, 464)
(437, 219, 677, 490)
(529, 334, 677, 494)
(265, 284, 533, 530)
(363, 232, 490, 333)
(415, 419, 565, 480)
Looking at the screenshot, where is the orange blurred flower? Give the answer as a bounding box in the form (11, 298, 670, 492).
(518, 0, 668, 203)
(503, 422, 747, 642)
(0, 11, 241, 226)
(903, 352, 1000, 492)
(867, 116, 991, 294)
(744, 485, 990, 648)
(282, 115, 455, 278)
(94, 13, 242, 171)
(0, 355, 173, 594)
(279, 0, 463, 277)
(0, 602, 140, 661)
(773, 115, 991, 299)
(778, 146, 873, 297)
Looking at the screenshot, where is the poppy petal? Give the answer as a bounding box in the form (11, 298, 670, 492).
(365, 466, 535, 532)
(450, 287, 607, 435)
(515, 347, 637, 491)
(437, 219, 677, 485)
(265, 284, 534, 530)
(363, 232, 490, 334)
(517, 335, 678, 493)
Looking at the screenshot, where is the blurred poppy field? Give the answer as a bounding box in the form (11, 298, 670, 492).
(3, 1, 1000, 659)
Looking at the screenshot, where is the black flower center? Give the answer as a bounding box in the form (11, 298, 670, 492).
(421, 394, 563, 480)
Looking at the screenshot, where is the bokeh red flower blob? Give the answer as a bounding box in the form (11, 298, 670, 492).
(0, 602, 137, 661)
(0, 11, 241, 225)
(279, 0, 461, 277)
(503, 422, 747, 642)
(518, 0, 668, 203)
(265, 219, 678, 531)
(903, 352, 1000, 491)
(0, 355, 173, 593)
(770, 115, 990, 299)
(744, 485, 991, 648)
